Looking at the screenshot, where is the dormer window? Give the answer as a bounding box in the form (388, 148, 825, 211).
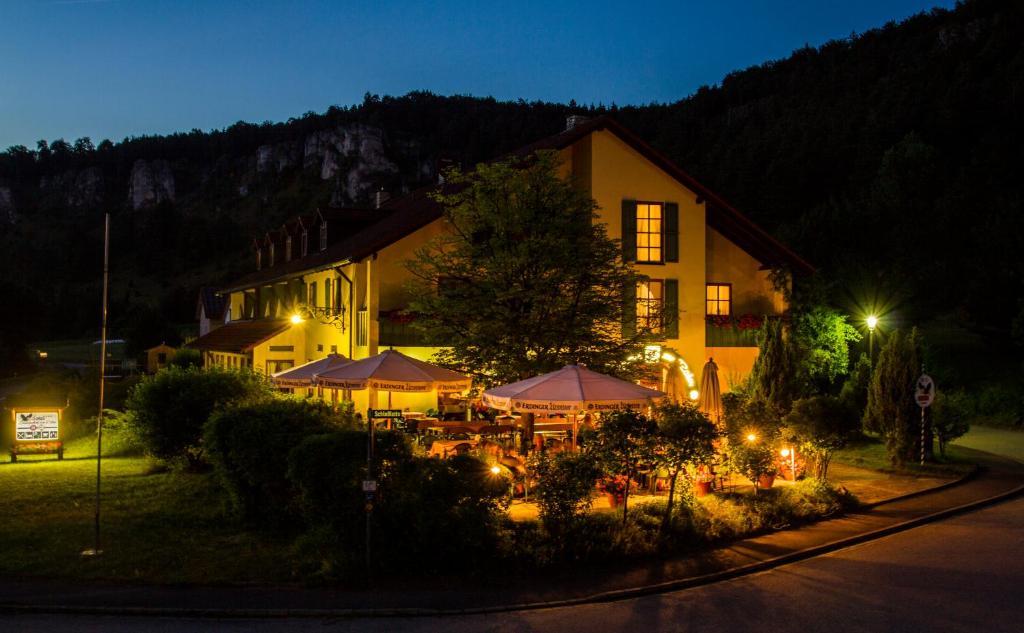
(319, 223, 328, 251)
(301, 230, 308, 257)
(285, 236, 292, 262)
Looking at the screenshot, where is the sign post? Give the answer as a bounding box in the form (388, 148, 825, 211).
(915, 374, 935, 466)
(363, 409, 401, 583)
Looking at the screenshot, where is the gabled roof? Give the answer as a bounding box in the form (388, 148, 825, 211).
(219, 116, 811, 293)
(512, 116, 814, 274)
(185, 319, 290, 354)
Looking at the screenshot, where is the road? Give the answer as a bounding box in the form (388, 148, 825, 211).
(4, 493, 1022, 632)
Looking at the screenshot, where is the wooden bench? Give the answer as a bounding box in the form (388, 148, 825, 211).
(10, 441, 64, 463)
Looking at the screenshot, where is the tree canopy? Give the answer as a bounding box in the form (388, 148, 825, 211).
(406, 151, 642, 385)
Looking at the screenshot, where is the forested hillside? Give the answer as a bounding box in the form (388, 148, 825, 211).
(0, 0, 1021, 371)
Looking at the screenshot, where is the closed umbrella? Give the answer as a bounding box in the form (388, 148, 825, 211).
(698, 358, 723, 426)
(271, 353, 352, 388)
(482, 365, 666, 449)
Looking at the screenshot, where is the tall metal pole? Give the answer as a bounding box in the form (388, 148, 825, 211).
(86, 213, 110, 557)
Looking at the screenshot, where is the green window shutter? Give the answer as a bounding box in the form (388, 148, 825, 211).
(621, 200, 637, 263)
(665, 202, 679, 262)
(622, 280, 637, 340)
(664, 279, 679, 339)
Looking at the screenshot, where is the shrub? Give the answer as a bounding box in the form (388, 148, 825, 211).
(289, 437, 506, 577)
(169, 347, 202, 369)
(582, 409, 657, 523)
(932, 391, 971, 456)
(374, 454, 507, 573)
(864, 328, 923, 465)
(652, 401, 719, 530)
(530, 451, 602, 534)
(126, 366, 271, 467)
(726, 440, 777, 493)
(783, 395, 859, 479)
(204, 399, 344, 525)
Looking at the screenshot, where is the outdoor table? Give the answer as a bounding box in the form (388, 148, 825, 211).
(429, 439, 479, 459)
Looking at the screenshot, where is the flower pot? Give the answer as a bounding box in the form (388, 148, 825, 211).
(757, 474, 776, 489)
(695, 480, 713, 497)
(606, 492, 622, 508)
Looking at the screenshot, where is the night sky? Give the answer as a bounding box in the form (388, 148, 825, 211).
(1, 0, 954, 148)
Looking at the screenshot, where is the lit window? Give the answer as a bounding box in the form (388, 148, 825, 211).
(706, 283, 731, 316)
(636, 203, 663, 263)
(637, 279, 664, 333)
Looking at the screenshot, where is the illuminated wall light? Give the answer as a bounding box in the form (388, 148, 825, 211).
(290, 313, 303, 325)
(688, 389, 699, 401)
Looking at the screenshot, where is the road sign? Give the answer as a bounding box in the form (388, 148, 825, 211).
(915, 374, 935, 408)
(368, 409, 403, 420)
(362, 479, 378, 492)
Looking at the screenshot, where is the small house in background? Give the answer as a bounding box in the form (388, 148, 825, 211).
(196, 287, 228, 337)
(144, 343, 177, 374)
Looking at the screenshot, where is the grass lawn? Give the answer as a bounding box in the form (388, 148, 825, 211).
(30, 338, 126, 365)
(0, 438, 294, 584)
(952, 425, 1024, 463)
(833, 435, 976, 477)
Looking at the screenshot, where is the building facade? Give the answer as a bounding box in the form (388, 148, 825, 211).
(187, 116, 811, 411)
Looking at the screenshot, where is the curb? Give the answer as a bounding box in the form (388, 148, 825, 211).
(859, 463, 980, 510)
(2, 478, 1023, 620)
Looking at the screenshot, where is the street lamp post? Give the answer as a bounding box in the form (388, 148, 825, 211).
(866, 315, 879, 365)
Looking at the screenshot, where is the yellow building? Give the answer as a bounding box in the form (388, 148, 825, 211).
(187, 116, 811, 409)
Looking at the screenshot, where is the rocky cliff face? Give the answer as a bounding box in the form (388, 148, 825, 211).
(303, 124, 401, 203)
(129, 159, 175, 210)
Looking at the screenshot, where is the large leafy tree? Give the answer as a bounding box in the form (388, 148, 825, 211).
(406, 151, 642, 385)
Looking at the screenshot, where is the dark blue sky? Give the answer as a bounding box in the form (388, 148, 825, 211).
(1, 0, 954, 149)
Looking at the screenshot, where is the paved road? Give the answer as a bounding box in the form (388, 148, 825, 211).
(4, 494, 1022, 632)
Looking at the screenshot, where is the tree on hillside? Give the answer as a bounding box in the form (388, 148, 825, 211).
(406, 151, 643, 385)
(864, 329, 922, 466)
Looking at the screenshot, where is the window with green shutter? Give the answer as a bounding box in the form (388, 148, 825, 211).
(665, 202, 679, 262)
(621, 200, 637, 262)
(622, 279, 637, 339)
(664, 279, 679, 338)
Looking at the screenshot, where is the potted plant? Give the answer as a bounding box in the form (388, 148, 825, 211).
(600, 475, 628, 508)
(693, 465, 716, 496)
(728, 440, 777, 495)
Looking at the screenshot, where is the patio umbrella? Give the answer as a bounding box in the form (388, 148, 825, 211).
(315, 349, 471, 409)
(481, 365, 666, 449)
(698, 357, 723, 426)
(271, 353, 352, 388)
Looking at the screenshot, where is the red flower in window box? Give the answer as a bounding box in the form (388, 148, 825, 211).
(705, 315, 733, 328)
(736, 314, 764, 330)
